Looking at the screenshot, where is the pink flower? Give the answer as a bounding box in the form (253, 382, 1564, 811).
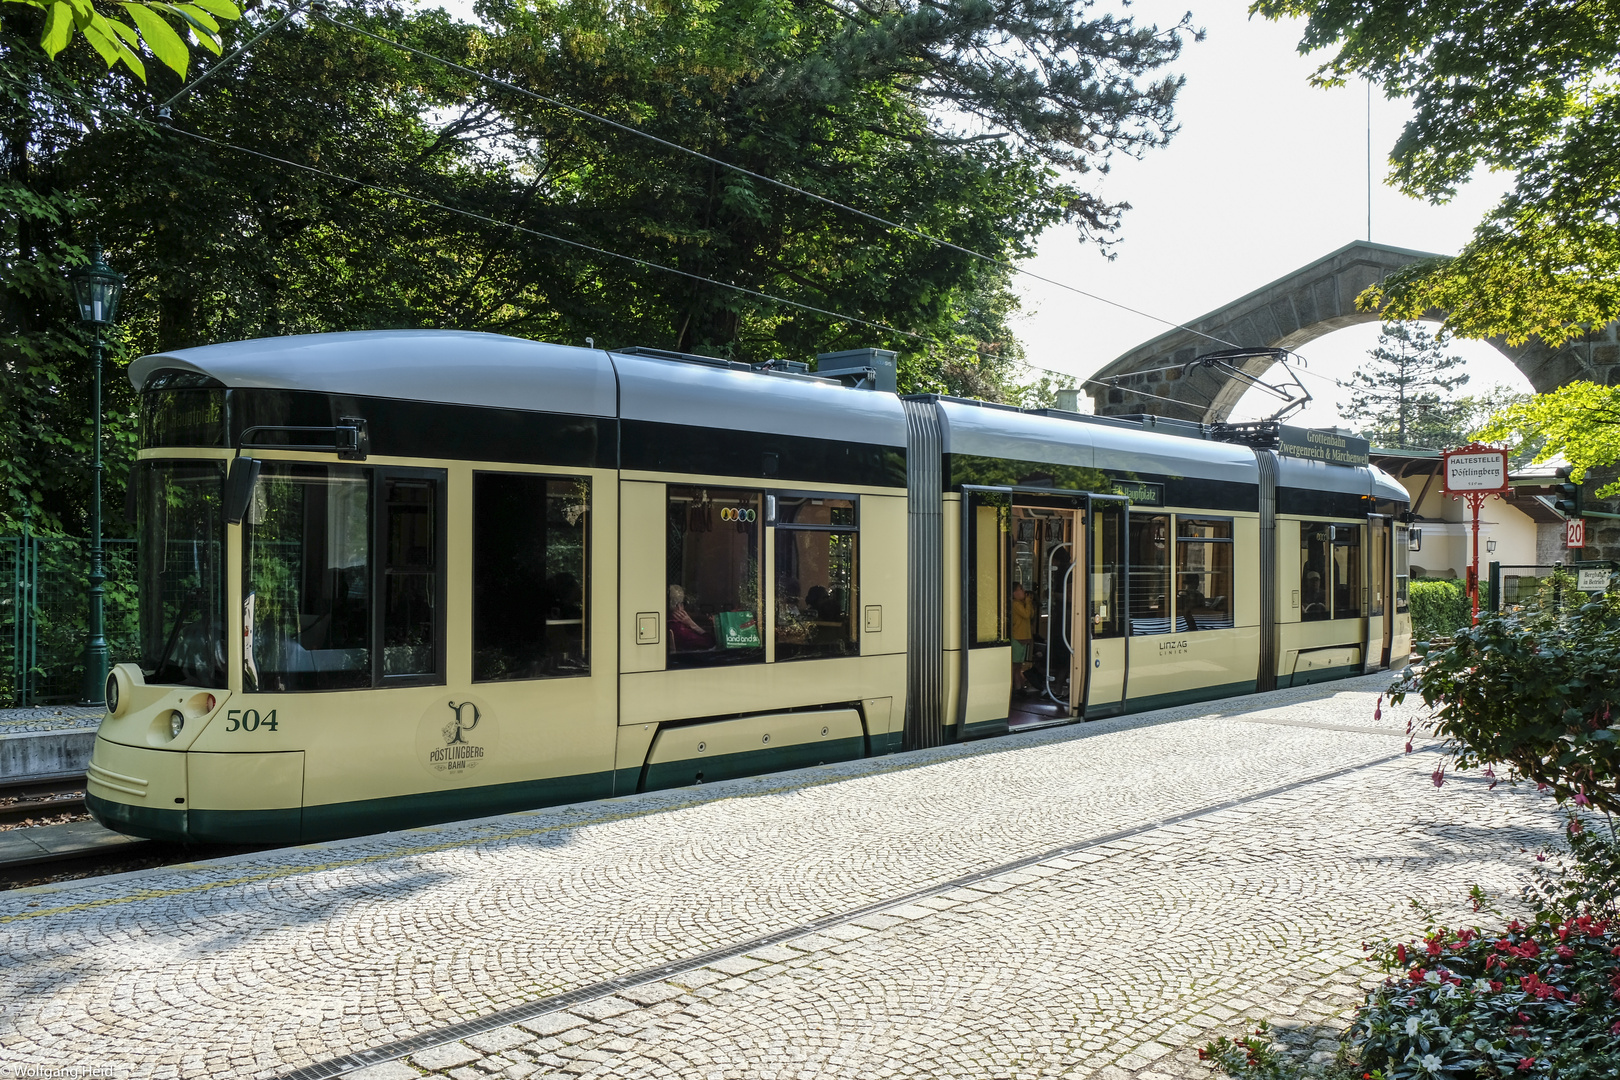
(1574, 789, 1590, 807)
(1569, 817, 1584, 835)
(1432, 768, 1446, 788)
(1374, 695, 1383, 722)
(1517, 1057, 1536, 1071)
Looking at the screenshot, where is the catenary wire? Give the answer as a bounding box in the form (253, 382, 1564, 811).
(158, 1, 306, 111)
(305, 5, 1250, 356)
(312, 5, 1366, 401)
(164, 126, 945, 344)
(14, 69, 1062, 380)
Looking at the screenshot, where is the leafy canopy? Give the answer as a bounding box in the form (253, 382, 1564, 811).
(3, 0, 241, 80)
(1475, 382, 1620, 497)
(1250, 0, 1620, 346)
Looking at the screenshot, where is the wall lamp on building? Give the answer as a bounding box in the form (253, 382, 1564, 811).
(1409, 528, 1422, 553)
(1486, 538, 1497, 555)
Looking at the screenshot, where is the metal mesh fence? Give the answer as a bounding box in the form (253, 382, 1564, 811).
(1, 531, 138, 706)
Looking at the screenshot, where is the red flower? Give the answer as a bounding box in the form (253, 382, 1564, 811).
(1517, 1058, 1536, 1071)
(1427, 940, 1443, 957)
(1396, 943, 1407, 966)
(1490, 981, 1504, 992)
(1557, 945, 1575, 959)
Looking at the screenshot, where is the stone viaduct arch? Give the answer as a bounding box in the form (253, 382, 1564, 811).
(1085, 240, 1620, 423)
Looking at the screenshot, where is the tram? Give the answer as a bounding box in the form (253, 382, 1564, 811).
(87, 331, 1411, 844)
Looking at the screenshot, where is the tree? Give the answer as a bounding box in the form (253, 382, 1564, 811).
(1343, 321, 1467, 449)
(4, 0, 1198, 533)
(1250, 0, 1620, 347)
(1476, 383, 1620, 497)
(2, 0, 239, 80)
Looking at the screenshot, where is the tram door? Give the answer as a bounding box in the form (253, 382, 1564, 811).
(1007, 502, 1080, 727)
(1364, 515, 1393, 671)
(1082, 498, 1127, 713)
(1004, 496, 1126, 726)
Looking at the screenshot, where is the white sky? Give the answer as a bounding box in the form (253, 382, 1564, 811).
(422, 0, 1532, 429)
(1014, 2, 1531, 426)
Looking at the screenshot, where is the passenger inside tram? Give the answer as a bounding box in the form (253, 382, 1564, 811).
(668, 584, 713, 650)
(1009, 583, 1034, 691)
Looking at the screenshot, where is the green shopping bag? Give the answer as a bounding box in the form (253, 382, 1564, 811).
(714, 609, 762, 648)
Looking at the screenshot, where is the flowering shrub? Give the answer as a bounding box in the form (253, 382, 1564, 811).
(1389, 575, 1620, 815)
(1351, 903, 1620, 1078)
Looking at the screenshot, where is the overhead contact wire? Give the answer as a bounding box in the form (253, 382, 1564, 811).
(158, 126, 942, 345)
(308, 6, 1248, 356)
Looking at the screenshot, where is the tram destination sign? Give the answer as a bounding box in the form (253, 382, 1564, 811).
(1277, 426, 1370, 468)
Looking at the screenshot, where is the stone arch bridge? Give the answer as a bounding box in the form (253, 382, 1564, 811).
(1084, 240, 1620, 424)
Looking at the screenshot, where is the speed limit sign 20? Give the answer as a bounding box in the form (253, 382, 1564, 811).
(1566, 518, 1586, 549)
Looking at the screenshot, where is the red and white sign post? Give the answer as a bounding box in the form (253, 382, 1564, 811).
(1566, 517, 1586, 550)
(1441, 443, 1510, 624)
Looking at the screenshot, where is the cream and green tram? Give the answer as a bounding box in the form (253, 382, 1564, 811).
(87, 331, 1410, 845)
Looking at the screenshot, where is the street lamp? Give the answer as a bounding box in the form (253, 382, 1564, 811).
(1486, 538, 1497, 555)
(67, 240, 125, 708)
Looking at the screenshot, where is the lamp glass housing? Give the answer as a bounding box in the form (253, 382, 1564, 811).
(1409, 528, 1423, 553)
(68, 247, 125, 327)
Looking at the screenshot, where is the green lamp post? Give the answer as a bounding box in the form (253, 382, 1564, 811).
(67, 240, 125, 708)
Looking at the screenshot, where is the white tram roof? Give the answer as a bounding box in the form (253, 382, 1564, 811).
(130, 330, 620, 418)
(129, 330, 909, 448)
(935, 398, 1258, 485)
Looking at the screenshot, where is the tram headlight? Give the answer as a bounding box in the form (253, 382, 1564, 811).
(168, 710, 185, 739)
(105, 665, 135, 718)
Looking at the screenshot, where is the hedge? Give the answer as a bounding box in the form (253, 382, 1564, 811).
(1409, 578, 1470, 642)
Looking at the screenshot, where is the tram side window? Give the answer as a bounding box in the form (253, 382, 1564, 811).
(244, 465, 373, 692)
(775, 496, 859, 662)
(1332, 524, 1363, 619)
(473, 474, 590, 681)
(1300, 522, 1332, 622)
(1394, 523, 1411, 614)
(971, 501, 1007, 645)
(667, 487, 764, 668)
(1174, 518, 1233, 631)
(1128, 513, 1171, 635)
(383, 477, 438, 677)
(1089, 503, 1124, 638)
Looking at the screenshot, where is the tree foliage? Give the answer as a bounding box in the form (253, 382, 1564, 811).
(1474, 382, 1620, 497)
(1344, 321, 1467, 449)
(1251, 0, 1620, 346)
(2, 0, 1197, 533)
(3, 0, 239, 80)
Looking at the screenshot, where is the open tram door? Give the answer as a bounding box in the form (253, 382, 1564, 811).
(1363, 513, 1394, 671)
(963, 488, 1127, 733)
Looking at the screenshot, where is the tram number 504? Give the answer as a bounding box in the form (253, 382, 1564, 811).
(224, 709, 279, 732)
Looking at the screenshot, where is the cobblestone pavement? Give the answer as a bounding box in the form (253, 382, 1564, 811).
(0, 676, 1566, 1080)
(0, 705, 103, 735)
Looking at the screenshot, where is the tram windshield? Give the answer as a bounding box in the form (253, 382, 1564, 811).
(136, 460, 227, 688)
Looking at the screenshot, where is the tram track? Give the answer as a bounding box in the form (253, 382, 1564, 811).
(0, 774, 89, 826)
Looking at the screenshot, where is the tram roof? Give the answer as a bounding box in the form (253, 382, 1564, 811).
(932, 397, 1259, 485)
(129, 330, 910, 447)
(129, 330, 620, 418)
